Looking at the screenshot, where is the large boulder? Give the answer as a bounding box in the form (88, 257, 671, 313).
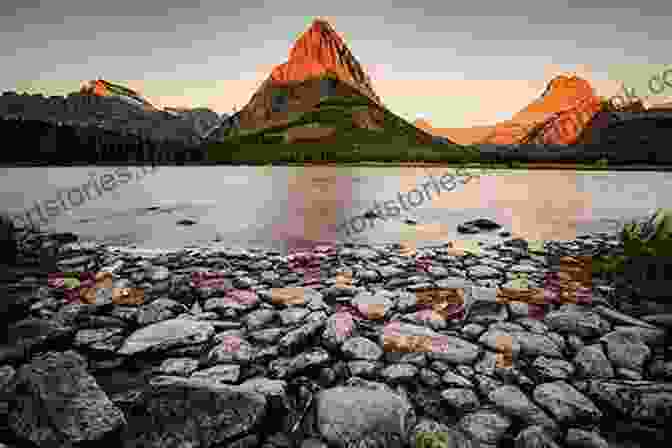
(313, 386, 416, 448)
(121, 375, 267, 447)
(8, 351, 126, 447)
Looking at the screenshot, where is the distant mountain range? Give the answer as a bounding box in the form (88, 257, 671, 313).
(1, 17, 671, 158)
(0, 80, 226, 145)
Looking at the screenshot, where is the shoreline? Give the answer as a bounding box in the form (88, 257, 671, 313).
(3, 224, 672, 448)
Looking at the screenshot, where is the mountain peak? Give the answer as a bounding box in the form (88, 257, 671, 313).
(269, 18, 381, 104)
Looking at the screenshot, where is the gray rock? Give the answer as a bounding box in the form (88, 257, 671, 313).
(533, 381, 603, 424)
(583, 380, 672, 426)
(440, 388, 480, 412)
(9, 351, 126, 447)
(314, 386, 415, 448)
(458, 409, 512, 446)
(479, 329, 562, 358)
(565, 428, 609, 448)
(489, 385, 557, 429)
(190, 364, 241, 384)
(600, 329, 651, 371)
(207, 335, 255, 365)
(342, 336, 384, 361)
(243, 309, 276, 330)
(269, 349, 331, 379)
(469, 266, 502, 279)
(278, 307, 310, 325)
(158, 357, 200, 376)
(126, 375, 266, 447)
(73, 327, 125, 352)
(347, 361, 380, 378)
(279, 320, 325, 355)
(118, 318, 214, 355)
(380, 363, 418, 383)
(514, 426, 561, 448)
(442, 370, 474, 388)
(573, 345, 615, 379)
(429, 335, 482, 364)
(544, 307, 611, 338)
(532, 356, 575, 381)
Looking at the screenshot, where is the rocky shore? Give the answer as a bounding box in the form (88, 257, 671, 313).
(1, 230, 671, 448)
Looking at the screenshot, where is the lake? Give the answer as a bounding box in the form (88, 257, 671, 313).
(0, 166, 668, 253)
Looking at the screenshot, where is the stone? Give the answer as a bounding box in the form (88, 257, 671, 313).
(314, 386, 415, 448)
(440, 388, 480, 413)
(341, 336, 383, 361)
(125, 375, 267, 447)
(479, 329, 562, 358)
(208, 335, 255, 365)
(533, 381, 603, 424)
(489, 385, 557, 429)
(352, 292, 393, 320)
(544, 307, 611, 338)
(583, 380, 672, 426)
(380, 363, 418, 383)
(136, 298, 187, 325)
(321, 311, 355, 349)
(565, 428, 609, 448)
(190, 364, 241, 384)
(532, 356, 575, 380)
(514, 426, 561, 448)
(9, 350, 126, 447)
(442, 370, 474, 388)
(600, 329, 651, 371)
(408, 418, 475, 448)
(458, 409, 511, 446)
(118, 318, 215, 355)
(573, 345, 615, 379)
(159, 357, 200, 376)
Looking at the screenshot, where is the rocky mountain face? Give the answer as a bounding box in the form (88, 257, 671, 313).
(163, 107, 226, 138)
(270, 19, 381, 105)
(208, 19, 444, 145)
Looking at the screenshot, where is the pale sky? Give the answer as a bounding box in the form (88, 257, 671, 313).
(1, 0, 670, 128)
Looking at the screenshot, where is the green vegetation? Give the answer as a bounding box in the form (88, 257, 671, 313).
(415, 432, 453, 448)
(592, 208, 672, 283)
(206, 93, 479, 164)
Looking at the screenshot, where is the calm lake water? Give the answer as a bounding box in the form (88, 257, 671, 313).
(0, 166, 668, 253)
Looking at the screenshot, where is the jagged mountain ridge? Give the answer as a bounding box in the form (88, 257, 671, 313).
(0, 84, 225, 143)
(208, 19, 453, 145)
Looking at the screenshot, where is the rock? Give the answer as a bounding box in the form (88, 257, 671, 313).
(514, 426, 561, 448)
(279, 320, 325, 355)
(9, 350, 126, 447)
(544, 307, 611, 338)
(600, 329, 651, 371)
(533, 381, 603, 424)
(158, 357, 200, 376)
(314, 386, 415, 448)
(641, 314, 672, 329)
(593, 305, 660, 329)
(208, 334, 255, 365)
(458, 409, 511, 446)
(441, 388, 480, 413)
(73, 327, 125, 352)
(352, 292, 394, 320)
(532, 356, 575, 381)
(380, 363, 418, 383)
(190, 364, 241, 384)
(442, 370, 474, 388)
(583, 380, 672, 426)
(136, 298, 188, 325)
(125, 375, 266, 447)
(341, 336, 383, 361)
(269, 349, 331, 379)
(458, 219, 502, 234)
(489, 385, 557, 429)
(565, 428, 609, 448)
(479, 329, 563, 358)
(573, 345, 615, 379)
(118, 318, 214, 356)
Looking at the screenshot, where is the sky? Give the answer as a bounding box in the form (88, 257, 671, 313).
(1, 0, 671, 128)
